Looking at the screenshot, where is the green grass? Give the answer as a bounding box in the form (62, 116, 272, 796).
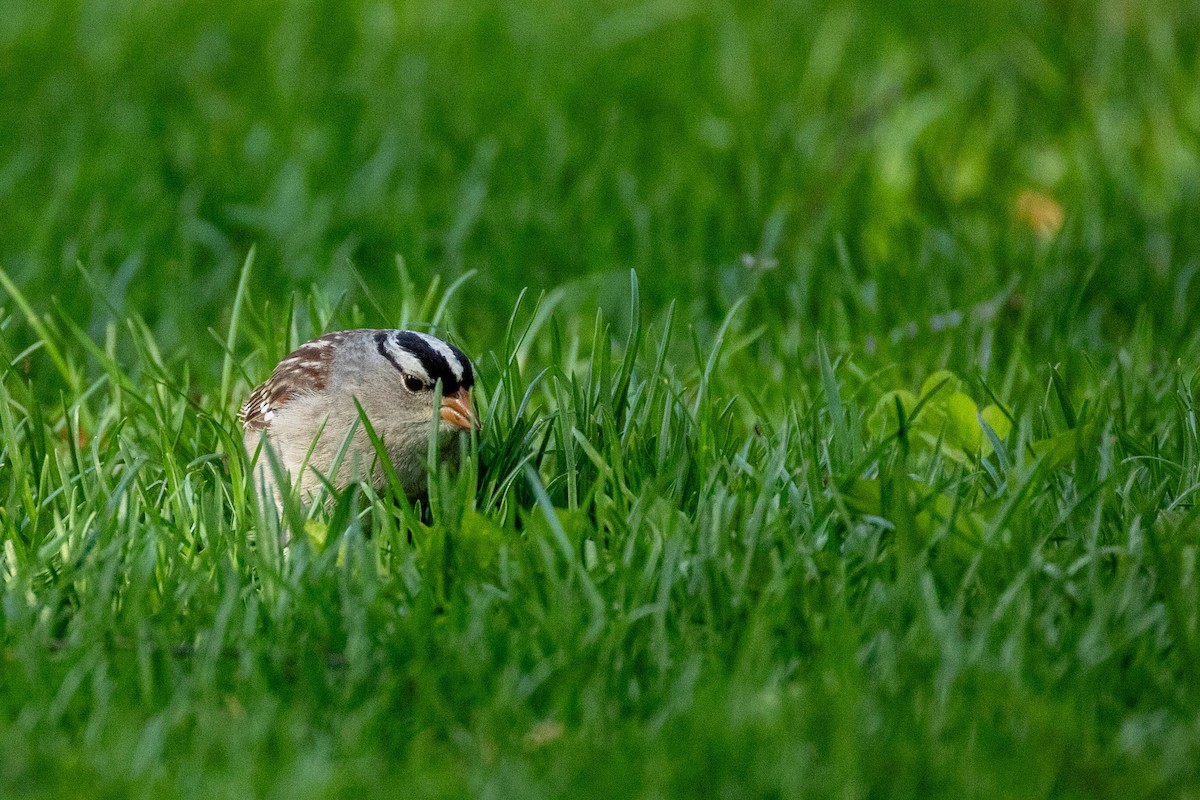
(3, 0, 1200, 796)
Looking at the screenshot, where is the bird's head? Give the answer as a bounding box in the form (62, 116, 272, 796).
(368, 329, 480, 437)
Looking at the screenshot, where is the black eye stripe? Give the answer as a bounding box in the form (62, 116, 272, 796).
(383, 331, 474, 393)
(393, 333, 453, 390)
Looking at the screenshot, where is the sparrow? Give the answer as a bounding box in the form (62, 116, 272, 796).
(239, 328, 479, 508)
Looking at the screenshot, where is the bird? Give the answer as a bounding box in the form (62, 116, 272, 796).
(239, 328, 480, 509)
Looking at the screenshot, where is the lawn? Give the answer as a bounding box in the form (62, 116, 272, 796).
(3, 0, 1200, 797)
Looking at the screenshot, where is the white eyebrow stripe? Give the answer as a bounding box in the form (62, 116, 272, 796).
(412, 332, 464, 381)
(382, 339, 431, 382)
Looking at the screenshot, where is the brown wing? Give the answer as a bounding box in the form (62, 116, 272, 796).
(238, 379, 290, 432)
(238, 331, 350, 431)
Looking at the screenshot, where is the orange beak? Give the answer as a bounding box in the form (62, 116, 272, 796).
(440, 387, 480, 431)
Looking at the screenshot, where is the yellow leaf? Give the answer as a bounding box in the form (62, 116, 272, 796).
(868, 389, 919, 438)
(944, 391, 982, 451)
(305, 520, 328, 552)
(1015, 189, 1064, 239)
(979, 405, 1013, 456)
(920, 370, 962, 398)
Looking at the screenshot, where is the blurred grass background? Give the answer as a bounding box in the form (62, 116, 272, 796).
(4, 0, 1200, 798)
(4, 0, 1198, 362)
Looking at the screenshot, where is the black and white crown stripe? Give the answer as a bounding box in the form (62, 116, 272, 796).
(375, 330, 474, 393)
(411, 332, 465, 381)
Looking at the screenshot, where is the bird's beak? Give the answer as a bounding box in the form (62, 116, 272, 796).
(440, 387, 480, 431)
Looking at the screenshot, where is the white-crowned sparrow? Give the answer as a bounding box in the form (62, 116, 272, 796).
(239, 328, 479, 507)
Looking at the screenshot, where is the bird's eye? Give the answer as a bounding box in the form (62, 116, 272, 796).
(404, 375, 426, 392)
